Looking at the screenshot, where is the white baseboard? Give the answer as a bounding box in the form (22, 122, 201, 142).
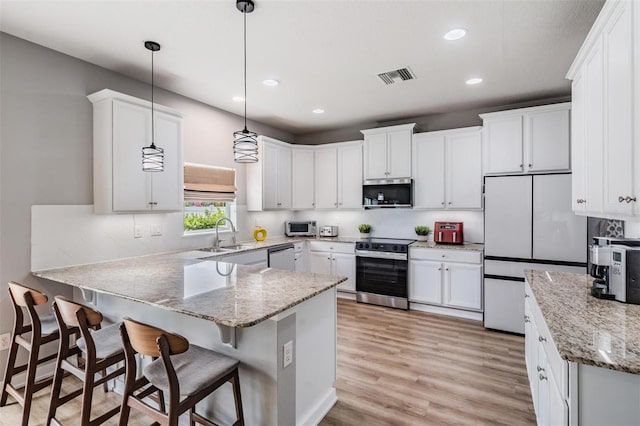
(297, 387, 337, 426)
(410, 303, 483, 321)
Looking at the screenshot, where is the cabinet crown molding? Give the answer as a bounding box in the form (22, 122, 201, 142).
(87, 89, 183, 117)
(413, 126, 482, 138)
(479, 102, 571, 120)
(360, 123, 416, 135)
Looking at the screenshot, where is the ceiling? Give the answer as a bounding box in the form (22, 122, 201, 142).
(0, 0, 604, 134)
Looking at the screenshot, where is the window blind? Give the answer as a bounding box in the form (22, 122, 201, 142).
(183, 163, 236, 202)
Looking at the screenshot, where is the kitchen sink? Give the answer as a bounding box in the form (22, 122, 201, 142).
(198, 245, 253, 253)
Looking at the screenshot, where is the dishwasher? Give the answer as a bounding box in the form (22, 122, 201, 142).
(268, 244, 295, 271)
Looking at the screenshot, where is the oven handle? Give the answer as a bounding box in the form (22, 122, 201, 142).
(355, 250, 407, 261)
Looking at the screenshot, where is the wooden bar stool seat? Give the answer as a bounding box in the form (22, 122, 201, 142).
(119, 317, 244, 426)
(47, 296, 125, 426)
(0, 282, 64, 426)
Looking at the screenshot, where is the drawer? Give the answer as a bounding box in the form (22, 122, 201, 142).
(486, 260, 586, 278)
(308, 241, 354, 254)
(410, 248, 481, 264)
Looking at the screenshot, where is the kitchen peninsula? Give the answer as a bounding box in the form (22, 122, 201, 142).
(524, 270, 640, 425)
(33, 249, 345, 426)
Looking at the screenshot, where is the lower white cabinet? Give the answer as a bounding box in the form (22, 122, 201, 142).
(409, 248, 483, 311)
(308, 241, 356, 293)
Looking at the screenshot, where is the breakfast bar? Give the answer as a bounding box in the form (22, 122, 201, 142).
(33, 249, 345, 426)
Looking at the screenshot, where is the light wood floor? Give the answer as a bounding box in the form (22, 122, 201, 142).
(320, 299, 535, 426)
(0, 299, 535, 425)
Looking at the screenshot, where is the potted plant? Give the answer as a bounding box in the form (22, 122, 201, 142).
(358, 224, 372, 239)
(414, 225, 431, 242)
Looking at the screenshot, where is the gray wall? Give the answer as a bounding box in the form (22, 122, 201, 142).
(0, 32, 292, 380)
(293, 95, 571, 145)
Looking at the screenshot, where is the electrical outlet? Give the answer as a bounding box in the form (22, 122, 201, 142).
(134, 225, 143, 238)
(283, 340, 293, 368)
(151, 224, 162, 237)
(0, 332, 11, 351)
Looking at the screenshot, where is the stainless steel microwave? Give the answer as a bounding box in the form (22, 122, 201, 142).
(363, 178, 413, 208)
(285, 220, 317, 237)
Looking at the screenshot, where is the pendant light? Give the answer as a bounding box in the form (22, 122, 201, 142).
(142, 41, 165, 172)
(233, 0, 259, 163)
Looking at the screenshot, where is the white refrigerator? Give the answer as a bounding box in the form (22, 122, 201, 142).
(483, 174, 587, 333)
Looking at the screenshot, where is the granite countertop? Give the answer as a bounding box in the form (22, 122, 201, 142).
(525, 269, 640, 374)
(409, 241, 484, 251)
(33, 251, 345, 328)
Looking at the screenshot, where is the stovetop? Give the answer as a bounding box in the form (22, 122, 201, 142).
(355, 238, 416, 253)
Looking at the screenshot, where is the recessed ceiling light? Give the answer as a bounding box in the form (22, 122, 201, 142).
(262, 79, 280, 87)
(312, 108, 325, 114)
(444, 28, 467, 41)
(466, 77, 483, 85)
(232, 96, 244, 102)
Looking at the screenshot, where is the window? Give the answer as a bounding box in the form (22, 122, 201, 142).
(183, 163, 237, 234)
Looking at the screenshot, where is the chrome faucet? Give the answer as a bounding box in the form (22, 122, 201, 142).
(213, 216, 237, 249)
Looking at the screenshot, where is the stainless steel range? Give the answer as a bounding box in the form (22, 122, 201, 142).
(355, 238, 415, 310)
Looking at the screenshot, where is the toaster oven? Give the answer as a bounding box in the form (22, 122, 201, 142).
(285, 220, 317, 237)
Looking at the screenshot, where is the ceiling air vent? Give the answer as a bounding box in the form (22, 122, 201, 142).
(377, 67, 416, 85)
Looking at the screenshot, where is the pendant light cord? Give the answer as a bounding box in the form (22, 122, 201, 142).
(151, 47, 156, 148)
(243, 8, 248, 133)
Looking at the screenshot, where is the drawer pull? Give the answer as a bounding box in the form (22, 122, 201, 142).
(536, 365, 545, 372)
(618, 196, 626, 203)
(525, 294, 530, 298)
(538, 336, 547, 343)
(626, 196, 637, 203)
(538, 373, 547, 381)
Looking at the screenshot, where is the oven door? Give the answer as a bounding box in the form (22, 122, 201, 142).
(355, 253, 408, 298)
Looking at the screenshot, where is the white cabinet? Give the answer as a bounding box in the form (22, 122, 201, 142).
(480, 103, 571, 175)
(247, 136, 292, 211)
(88, 89, 183, 214)
(292, 147, 315, 210)
(314, 141, 362, 210)
(361, 123, 415, 179)
(308, 241, 356, 293)
(409, 248, 483, 312)
(567, 0, 640, 219)
(413, 127, 482, 210)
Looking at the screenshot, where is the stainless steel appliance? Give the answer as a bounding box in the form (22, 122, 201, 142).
(355, 238, 415, 310)
(484, 174, 587, 334)
(434, 222, 464, 244)
(268, 244, 295, 271)
(609, 246, 640, 304)
(285, 220, 317, 237)
(363, 178, 412, 208)
(590, 244, 614, 299)
(319, 225, 338, 237)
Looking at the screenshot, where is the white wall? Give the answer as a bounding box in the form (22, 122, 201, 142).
(294, 209, 484, 242)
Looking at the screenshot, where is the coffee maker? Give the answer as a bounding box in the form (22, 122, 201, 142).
(590, 243, 615, 299)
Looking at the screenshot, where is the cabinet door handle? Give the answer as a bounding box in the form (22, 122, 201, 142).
(538, 373, 548, 381)
(445, 268, 449, 271)
(525, 294, 530, 298)
(536, 365, 545, 372)
(626, 196, 637, 203)
(619, 196, 626, 203)
(528, 163, 532, 168)
(519, 164, 523, 169)
(538, 336, 547, 342)
(524, 315, 530, 323)
(448, 202, 452, 205)
(441, 202, 445, 205)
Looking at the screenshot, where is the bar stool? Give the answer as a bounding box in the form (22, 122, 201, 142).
(47, 296, 125, 426)
(119, 317, 244, 426)
(0, 282, 62, 426)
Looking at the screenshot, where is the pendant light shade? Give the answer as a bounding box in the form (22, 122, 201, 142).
(142, 41, 165, 172)
(233, 0, 258, 163)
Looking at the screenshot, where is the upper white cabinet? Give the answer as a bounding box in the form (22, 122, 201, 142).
(314, 141, 363, 209)
(247, 136, 292, 211)
(291, 147, 315, 210)
(480, 103, 571, 175)
(361, 123, 415, 179)
(88, 89, 183, 214)
(567, 0, 639, 218)
(412, 127, 482, 210)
